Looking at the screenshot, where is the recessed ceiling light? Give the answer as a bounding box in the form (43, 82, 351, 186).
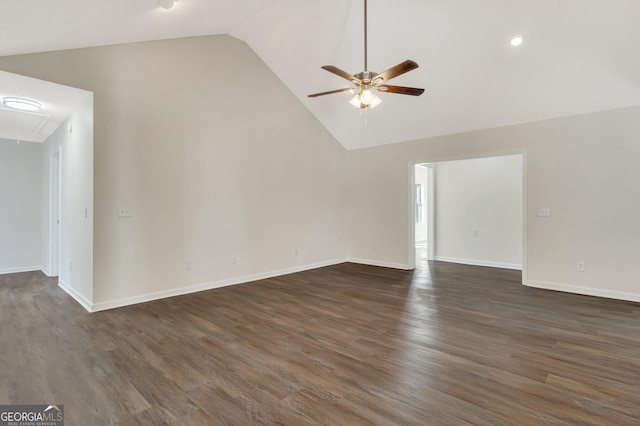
(3, 97, 42, 112)
(510, 34, 524, 47)
(158, 0, 175, 9)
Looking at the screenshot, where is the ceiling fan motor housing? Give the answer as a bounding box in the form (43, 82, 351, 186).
(354, 71, 378, 84)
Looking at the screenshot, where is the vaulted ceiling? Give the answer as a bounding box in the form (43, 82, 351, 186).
(1, 0, 640, 149)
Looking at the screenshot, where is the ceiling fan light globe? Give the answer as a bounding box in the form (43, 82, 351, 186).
(370, 96, 382, 109)
(349, 95, 363, 108)
(360, 88, 375, 105)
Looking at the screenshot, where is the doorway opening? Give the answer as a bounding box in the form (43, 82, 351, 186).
(0, 70, 94, 309)
(410, 154, 526, 281)
(414, 163, 434, 269)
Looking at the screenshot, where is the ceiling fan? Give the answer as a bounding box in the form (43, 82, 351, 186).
(308, 0, 425, 109)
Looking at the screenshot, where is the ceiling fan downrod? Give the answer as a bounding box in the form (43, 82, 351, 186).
(364, 0, 368, 72)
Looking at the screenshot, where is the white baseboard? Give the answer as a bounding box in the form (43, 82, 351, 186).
(0, 265, 43, 275)
(41, 268, 59, 278)
(58, 279, 93, 312)
(435, 256, 522, 270)
(89, 258, 349, 313)
(347, 258, 413, 270)
(526, 280, 640, 303)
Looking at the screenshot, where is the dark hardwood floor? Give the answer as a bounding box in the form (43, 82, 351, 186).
(1, 257, 640, 425)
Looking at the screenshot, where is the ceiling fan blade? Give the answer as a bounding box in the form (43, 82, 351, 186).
(321, 65, 362, 84)
(374, 60, 419, 83)
(377, 85, 425, 96)
(308, 88, 352, 98)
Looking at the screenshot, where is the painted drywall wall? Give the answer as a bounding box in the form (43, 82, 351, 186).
(0, 139, 42, 274)
(0, 35, 346, 310)
(4, 34, 636, 307)
(347, 105, 640, 302)
(40, 96, 94, 307)
(414, 165, 428, 242)
(433, 155, 522, 269)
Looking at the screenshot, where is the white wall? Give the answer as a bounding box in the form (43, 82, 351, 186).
(347, 105, 640, 302)
(414, 165, 428, 242)
(0, 139, 42, 274)
(433, 155, 522, 269)
(4, 35, 638, 307)
(41, 96, 94, 307)
(0, 35, 346, 311)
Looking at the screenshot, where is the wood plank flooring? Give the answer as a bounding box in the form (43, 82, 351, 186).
(1, 260, 639, 425)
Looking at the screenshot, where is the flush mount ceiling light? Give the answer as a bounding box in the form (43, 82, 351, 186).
(308, 0, 425, 110)
(510, 34, 524, 46)
(3, 97, 42, 112)
(158, 0, 175, 10)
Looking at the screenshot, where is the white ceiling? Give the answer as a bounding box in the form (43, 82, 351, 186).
(0, 71, 91, 143)
(1, 0, 640, 149)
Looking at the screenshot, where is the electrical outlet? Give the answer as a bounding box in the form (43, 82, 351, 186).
(232, 258, 237, 265)
(472, 229, 478, 237)
(536, 208, 550, 217)
(118, 207, 131, 218)
(577, 262, 585, 272)
(186, 262, 192, 272)
(294, 248, 299, 256)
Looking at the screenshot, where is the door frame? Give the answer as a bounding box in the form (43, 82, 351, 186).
(49, 148, 61, 277)
(411, 163, 435, 266)
(408, 151, 528, 284)
(426, 164, 435, 260)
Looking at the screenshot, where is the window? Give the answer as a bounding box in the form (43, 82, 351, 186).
(415, 183, 424, 224)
